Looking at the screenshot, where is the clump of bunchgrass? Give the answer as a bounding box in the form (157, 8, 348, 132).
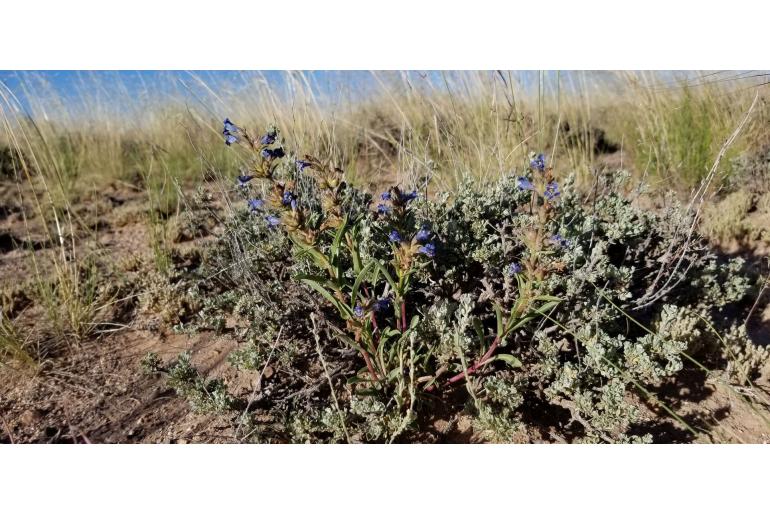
(0, 311, 36, 367)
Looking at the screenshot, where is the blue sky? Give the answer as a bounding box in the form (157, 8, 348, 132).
(0, 71, 383, 115)
(1, 70, 744, 122)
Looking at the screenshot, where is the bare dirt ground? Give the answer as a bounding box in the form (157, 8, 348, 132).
(1, 178, 770, 444)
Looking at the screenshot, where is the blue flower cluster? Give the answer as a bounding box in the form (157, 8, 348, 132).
(530, 153, 546, 172)
(237, 175, 255, 187)
(417, 243, 435, 258)
(223, 118, 239, 146)
(516, 151, 560, 202)
(544, 181, 560, 200)
(415, 226, 430, 243)
(380, 189, 418, 205)
(261, 147, 285, 160)
(373, 297, 391, 313)
(517, 177, 534, 191)
(260, 130, 276, 145)
(248, 198, 264, 212)
(282, 190, 296, 207)
(517, 176, 561, 199)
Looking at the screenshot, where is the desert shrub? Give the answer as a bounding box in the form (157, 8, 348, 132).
(142, 351, 235, 414)
(173, 122, 765, 443)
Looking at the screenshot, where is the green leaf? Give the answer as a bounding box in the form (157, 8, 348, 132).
(507, 314, 535, 332)
(472, 318, 485, 345)
(495, 354, 522, 368)
(331, 216, 348, 259)
(494, 303, 504, 337)
(330, 327, 363, 352)
(533, 295, 562, 303)
(534, 300, 561, 315)
(299, 277, 351, 318)
(350, 261, 375, 308)
(331, 216, 349, 281)
(374, 261, 398, 292)
(386, 368, 402, 381)
(289, 234, 332, 274)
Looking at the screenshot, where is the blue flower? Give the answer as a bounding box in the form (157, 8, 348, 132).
(353, 305, 365, 318)
(290, 199, 298, 211)
(544, 181, 560, 200)
(417, 243, 436, 258)
(550, 234, 569, 248)
(261, 147, 285, 160)
(260, 132, 276, 145)
(282, 190, 295, 206)
(380, 191, 392, 201)
(373, 298, 391, 313)
(237, 175, 255, 187)
(530, 153, 546, 172)
(377, 203, 391, 215)
(517, 177, 534, 191)
(223, 118, 239, 146)
(296, 160, 311, 171)
(506, 262, 522, 276)
(388, 230, 401, 243)
(265, 215, 280, 227)
(401, 190, 418, 203)
(248, 198, 264, 212)
(223, 118, 239, 134)
(415, 226, 431, 243)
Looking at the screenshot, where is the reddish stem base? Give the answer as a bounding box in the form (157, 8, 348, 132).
(425, 335, 501, 393)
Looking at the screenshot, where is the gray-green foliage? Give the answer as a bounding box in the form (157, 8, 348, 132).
(144, 351, 236, 414)
(415, 171, 759, 442)
(177, 136, 765, 442)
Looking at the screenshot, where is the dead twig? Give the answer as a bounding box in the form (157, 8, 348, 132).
(1, 413, 15, 444)
(311, 314, 351, 443)
(744, 263, 769, 327)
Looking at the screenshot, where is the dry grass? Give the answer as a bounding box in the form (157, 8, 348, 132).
(0, 70, 768, 363)
(2, 71, 767, 196)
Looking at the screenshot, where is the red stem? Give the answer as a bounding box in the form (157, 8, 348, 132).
(370, 313, 380, 349)
(355, 332, 379, 382)
(361, 349, 379, 382)
(425, 335, 501, 392)
(400, 301, 407, 332)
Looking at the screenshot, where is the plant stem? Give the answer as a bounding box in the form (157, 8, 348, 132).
(370, 314, 380, 349)
(425, 335, 501, 392)
(361, 350, 379, 382)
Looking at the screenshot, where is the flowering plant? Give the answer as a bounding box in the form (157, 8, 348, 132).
(221, 121, 563, 406)
(191, 121, 761, 442)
